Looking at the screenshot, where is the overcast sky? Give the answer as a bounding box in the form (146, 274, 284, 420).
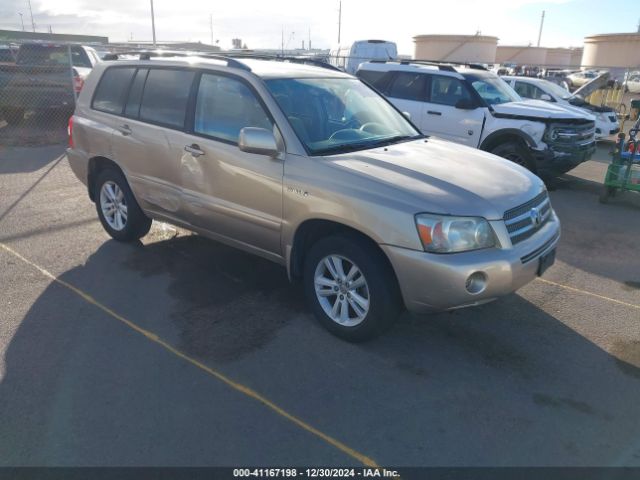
(0, 0, 638, 54)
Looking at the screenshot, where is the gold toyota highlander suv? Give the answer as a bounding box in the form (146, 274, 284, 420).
(67, 52, 560, 341)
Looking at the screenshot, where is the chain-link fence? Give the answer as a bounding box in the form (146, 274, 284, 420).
(0, 42, 86, 147)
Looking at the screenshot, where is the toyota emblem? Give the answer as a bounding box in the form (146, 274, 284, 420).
(530, 207, 543, 227)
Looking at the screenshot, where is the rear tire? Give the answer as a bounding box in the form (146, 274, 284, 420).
(94, 167, 152, 242)
(303, 234, 402, 341)
(491, 141, 536, 172)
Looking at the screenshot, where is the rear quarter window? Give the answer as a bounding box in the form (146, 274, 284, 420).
(356, 70, 388, 89)
(139, 68, 195, 129)
(92, 67, 136, 114)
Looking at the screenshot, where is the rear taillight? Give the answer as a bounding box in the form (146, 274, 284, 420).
(68, 116, 74, 148)
(73, 75, 84, 94)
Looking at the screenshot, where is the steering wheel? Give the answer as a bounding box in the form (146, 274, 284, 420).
(344, 110, 372, 129)
(328, 129, 361, 141)
(360, 122, 387, 135)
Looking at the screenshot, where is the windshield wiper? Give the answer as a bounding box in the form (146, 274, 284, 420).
(313, 135, 422, 156)
(368, 134, 422, 148)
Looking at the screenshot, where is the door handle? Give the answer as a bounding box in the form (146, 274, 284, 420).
(427, 111, 442, 116)
(184, 144, 205, 157)
(118, 124, 132, 135)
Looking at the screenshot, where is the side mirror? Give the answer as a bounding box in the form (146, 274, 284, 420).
(402, 111, 411, 120)
(455, 98, 476, 110)
(238, 127, 279, 157)
(539, 93, 552, 102)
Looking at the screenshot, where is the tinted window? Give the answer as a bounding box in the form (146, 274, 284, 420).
(140, 69, 195, 129)
(92, 67, 136, 114)
(0, 49, 14, 62)
(124, 68, 148, 118)
(194, 74, 272, 143)
(430, 76, 471, 106)
(513, 81, 547, 100)
(356, 70, 388, 88)
(387, 72, 427, 101)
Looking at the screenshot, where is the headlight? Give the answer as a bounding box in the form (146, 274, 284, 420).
(415, 214, 496, 253)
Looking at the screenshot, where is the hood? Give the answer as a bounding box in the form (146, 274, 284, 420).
(321, 137, 545, 220)
(572, 72, 610, 98)
(492, 99, 592, 121)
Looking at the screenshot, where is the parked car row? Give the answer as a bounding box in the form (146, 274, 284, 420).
(68, 52, 561, 340)
(356, 60, 596, 177)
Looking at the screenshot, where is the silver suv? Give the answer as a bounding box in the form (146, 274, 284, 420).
(67, 53, 561, 341)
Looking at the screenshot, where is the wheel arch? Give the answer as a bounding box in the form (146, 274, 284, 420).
(479, 129, 535, 152)
(87, 156, 125, 202)
(288, 218, 400, 290)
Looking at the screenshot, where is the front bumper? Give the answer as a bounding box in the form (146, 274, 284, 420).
(382, 213, 560, 313)
(531, 141, 596, 176)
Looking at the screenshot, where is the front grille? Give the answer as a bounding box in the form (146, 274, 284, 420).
(520, 230, 560, 264)
(504, 191, 552, 245)
(546, 121, 595, 148)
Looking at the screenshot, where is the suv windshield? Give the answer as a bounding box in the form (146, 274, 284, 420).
(465, 73, 521, 105)
(544, 81, 573, 100)
(265, 77, 422, 155)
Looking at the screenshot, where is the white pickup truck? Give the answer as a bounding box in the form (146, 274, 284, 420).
(357, 61, 596, 177)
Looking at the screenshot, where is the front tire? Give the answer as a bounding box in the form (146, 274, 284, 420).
(95, 168, 152, 242)
(303, 234, 401, 341)
(491, 141, 536, 172)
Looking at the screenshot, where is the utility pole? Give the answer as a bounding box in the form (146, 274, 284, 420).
(27, 0, 35, 32)
(18, 13, 24, 31)
(150, 0, 157, 46)
(210, 14, 213, 46)
(537, 10, 545, 47)
(281, 27, 284, 55)
(338, 0, 342, 44)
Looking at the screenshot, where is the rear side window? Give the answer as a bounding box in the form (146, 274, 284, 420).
(430, 75, 471, 106)
(513, 81, 546, 100)
(92, 67, 136, 114)
(357, 70, 387, 88)
(139, 69, 195, 129)
(124, 68, 148, 118)
(387, 72, 428, 101)
(194, 73, 272, 143)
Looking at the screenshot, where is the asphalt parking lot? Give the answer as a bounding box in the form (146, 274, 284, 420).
(1, 132, 639, 468)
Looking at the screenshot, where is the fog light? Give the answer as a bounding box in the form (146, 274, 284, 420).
(465, 272, 487, 294)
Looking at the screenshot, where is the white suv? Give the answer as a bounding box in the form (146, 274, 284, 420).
(357, 61, 596, 177)
(502, 75, 620, 140)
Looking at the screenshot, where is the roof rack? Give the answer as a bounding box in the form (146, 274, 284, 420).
(102, 50, 252, 71)
(368, 59, 487, 72)
(228, 53, 341, 71)
(411, 59, 488, 71)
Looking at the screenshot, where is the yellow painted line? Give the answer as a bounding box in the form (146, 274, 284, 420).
(0, 242, 379, 468)
(536, 277, 640, 310)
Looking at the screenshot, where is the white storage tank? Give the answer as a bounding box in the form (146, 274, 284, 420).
(545, 48, 572, 67)
(582, 33, 640, 68)
(495, 46, 547, 65)
(413, 34, 497, 63)
(569, 48, 583, 67)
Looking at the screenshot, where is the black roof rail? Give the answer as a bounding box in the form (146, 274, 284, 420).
(227, 53, 341, 71)
(102, 50, 251, 71)
(412, 59, 488, 71)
